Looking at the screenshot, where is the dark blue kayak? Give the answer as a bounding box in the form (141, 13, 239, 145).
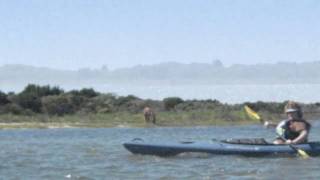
(123, 138, 320, 157)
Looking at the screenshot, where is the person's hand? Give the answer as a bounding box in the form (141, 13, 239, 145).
(285, 139, 293, 144)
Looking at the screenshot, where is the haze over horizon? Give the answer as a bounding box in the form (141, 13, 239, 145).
(0, 0, 319, 70)
(2, 60, 320, 71)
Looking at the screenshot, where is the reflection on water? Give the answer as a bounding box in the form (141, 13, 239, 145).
(0, 123, 319, 179)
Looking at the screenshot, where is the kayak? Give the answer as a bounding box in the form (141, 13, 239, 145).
(123, 138, 320, 157)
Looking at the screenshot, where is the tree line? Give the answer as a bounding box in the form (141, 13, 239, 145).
(1, 84, 320, 119)
(0, 84, 187, 116)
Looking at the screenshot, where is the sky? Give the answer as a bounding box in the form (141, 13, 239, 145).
(0, 0, 319, 70)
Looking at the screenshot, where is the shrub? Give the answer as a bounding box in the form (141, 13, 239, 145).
(21, 84, 64, 97)
(91, 94, 118, 113)
(69, 94, 87, 109)
(66, 88, 100, 111)
(15, 93, 42, 113)
(244, 101, 284, 114)
(0, 91, 10, 105)
(0, 103, 33, 115)
(13, 84, 64, 113)
(163, 97, 184, 110)
(41, 95, 75, 116)
(79, 88, 100, 98)
(115, 95, 140, 106)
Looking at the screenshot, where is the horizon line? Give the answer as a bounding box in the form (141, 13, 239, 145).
(1, 60, 320, 71)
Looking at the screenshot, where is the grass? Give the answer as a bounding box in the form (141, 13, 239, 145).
(0, 110, 282, 129)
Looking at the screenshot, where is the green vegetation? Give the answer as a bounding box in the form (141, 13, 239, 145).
(163, 97, 184, 110)
(0, 84, 320, 128)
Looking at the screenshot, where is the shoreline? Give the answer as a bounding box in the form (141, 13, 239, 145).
(0, 110, 318, 129)
(1, 119, 319, 129)
(0, 110, 276, 129)
(0, 121, 256, 129)
(1, 84, 320, 129)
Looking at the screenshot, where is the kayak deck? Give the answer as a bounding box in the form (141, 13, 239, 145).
(123, 139, 320, 157)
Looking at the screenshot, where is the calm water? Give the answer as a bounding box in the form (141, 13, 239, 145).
(93, 84, 320, 103)
(1, 122, 320, 180)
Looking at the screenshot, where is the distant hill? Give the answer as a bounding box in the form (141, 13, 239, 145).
(1, 61, 320, 92)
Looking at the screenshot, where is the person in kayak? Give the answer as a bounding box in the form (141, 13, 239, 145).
(264, 101, 311, 144)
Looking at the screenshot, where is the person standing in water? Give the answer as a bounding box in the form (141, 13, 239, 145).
(143, 106, 156, 124)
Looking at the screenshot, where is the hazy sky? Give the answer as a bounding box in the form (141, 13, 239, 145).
(0, 0, 319, 70)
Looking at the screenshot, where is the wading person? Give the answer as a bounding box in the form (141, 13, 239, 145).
(264, 101, 311, 144)
(143, 106, 156, 124)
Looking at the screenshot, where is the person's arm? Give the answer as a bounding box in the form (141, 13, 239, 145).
(286, 129, 308, 144)
(289, 122, 308, 144)
(291, 130, 308, 144)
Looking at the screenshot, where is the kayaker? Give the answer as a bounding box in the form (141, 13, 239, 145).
(265, 101, 311, 144)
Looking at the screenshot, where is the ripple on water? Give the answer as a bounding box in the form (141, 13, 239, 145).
(0, 125, 320, 179)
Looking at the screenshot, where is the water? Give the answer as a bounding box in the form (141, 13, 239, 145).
(1, 122, 320, 179)
(91, 84, 320, 103)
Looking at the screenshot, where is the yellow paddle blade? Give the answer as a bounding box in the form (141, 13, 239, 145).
(297, 149, 310, 159)
(244, 105, 261, 121)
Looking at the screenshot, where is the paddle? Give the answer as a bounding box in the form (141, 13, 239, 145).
(244, 105, 264, 123)
(244, 105, 310, 159)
